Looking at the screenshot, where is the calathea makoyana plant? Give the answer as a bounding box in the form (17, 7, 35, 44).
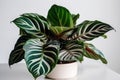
(9, 4, 114, 79)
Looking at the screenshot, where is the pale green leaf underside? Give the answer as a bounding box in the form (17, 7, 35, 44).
(84, 44, 107, 64)
(50, 26, 72, 35)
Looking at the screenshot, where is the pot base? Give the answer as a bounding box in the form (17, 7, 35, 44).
(47, 62, 78, 79)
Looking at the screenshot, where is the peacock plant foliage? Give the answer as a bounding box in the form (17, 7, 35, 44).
(9, 4, 114, 79)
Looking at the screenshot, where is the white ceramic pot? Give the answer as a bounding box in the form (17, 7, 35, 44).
(47, 61, 78, 79)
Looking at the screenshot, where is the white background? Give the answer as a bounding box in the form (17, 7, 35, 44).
(0, 0, 120, 73)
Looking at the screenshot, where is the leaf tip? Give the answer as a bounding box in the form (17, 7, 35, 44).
(101, 58, 108, 64)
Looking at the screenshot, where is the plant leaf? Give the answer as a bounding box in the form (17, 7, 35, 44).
(47, 4, 73, 28)
(101, 34, 107, 39)
(9, 36, 30, 66)
(19, 29, 28, 35)
(68, 20, 113, 41)
(23, 39, 60, 79)
(72, 14, 80, 25)
(59, 41, 84, 62)
(50, 26, 72, 36)
(13, 13, 50, 42)
(84, 43, 107, 64)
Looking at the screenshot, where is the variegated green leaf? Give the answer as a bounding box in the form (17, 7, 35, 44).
(13, 13, 50, 42)
(19, 29, 35, 38)
(47, 4, 73, 28)
(72, 14, 80, 25)
(59, 41, 83, 62)
(21, 13, 50, 34)
(84, 43, 107, 64)
(68, 20, 113, 41)
(9, 36, 30, 66)
(23, 39, 60, 79)
(19, 29, 28, 35)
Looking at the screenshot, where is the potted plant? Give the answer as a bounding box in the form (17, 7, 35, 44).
(9, 4, 114, 80)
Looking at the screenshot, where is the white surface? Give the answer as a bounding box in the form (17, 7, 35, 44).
(0, 0, 120, 73)
(0, 62, 120, 80)
(47, 62, 78, 79)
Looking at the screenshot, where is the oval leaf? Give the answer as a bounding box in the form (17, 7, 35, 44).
(23, 39, 60, 79)
(47, 4, 73, 28)
(9, 36, 30, 66)
(59, 41, 83, 62)
(68, 20, 114, 41)
(84, 43, 107, 64)
(13, 13, 50, 41)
